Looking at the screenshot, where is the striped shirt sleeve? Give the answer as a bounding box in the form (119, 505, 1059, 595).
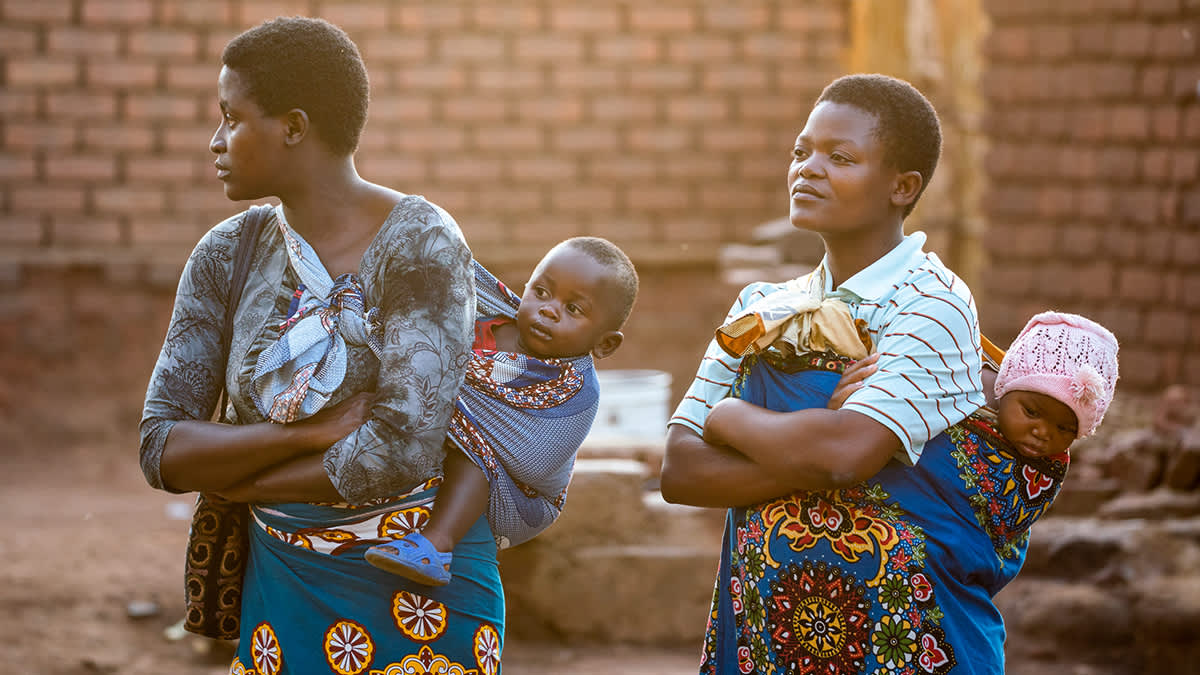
(842, 279, 984, 465)
(668, 281, 780, 436)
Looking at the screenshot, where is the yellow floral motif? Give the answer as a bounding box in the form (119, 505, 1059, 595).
(379, 506, 433, 538)
(761, 491, 900, 582)
(266, 525, 313, 549)
(313, 529, 357, 543)
(251, 622, 282, 675)
(228, 658, 257, 675)
(369, 645, 478, 675)
(473, 623, 502, 675)
(325, 619, 375, 675)
(392, 591, 448, 643)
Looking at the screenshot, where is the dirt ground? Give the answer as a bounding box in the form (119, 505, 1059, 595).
(1, 439, 699, 675)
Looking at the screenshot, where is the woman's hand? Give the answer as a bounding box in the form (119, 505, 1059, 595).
(290, 391, 375, 448)
(828, 353, 879, 410)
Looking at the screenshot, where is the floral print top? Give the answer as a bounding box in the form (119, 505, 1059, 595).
(139, 195, 475, 504)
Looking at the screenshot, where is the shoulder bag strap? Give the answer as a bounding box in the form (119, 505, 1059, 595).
(214, 204, 273, 421)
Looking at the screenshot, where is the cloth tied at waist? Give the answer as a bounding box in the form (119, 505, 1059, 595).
(715, 266, 871, 360)
(251, 213, 382, 423)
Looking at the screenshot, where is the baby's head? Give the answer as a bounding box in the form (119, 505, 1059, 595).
(516, 236, 639, 360)
(994, 311, 1119, 458)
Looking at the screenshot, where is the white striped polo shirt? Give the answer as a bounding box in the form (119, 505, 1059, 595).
(669, 231, 985, 465)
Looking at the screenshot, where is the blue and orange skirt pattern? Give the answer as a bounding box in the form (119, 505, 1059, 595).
(228, 480, 504, 675)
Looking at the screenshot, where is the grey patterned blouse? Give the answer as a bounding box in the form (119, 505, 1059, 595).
(139, 195, 475, 504)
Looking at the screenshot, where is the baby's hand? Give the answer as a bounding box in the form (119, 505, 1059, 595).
(828, 353, 879, 410)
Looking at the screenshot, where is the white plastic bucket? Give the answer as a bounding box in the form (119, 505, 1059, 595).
(588, 369, 673, 443)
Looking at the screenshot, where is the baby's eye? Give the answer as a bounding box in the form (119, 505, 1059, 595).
(831, 152, 850, 163)
(1022, 405, 1038, 418)
(566, 303, 584, 316)
(792, 147, 809, 160)
(533, 286, 550, 299)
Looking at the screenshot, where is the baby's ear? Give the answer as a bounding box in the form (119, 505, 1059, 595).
(591, 331, 623, 359)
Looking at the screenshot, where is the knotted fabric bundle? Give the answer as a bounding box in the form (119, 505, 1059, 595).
(715, 265, 871, 360)
(251, 208, 382, 423)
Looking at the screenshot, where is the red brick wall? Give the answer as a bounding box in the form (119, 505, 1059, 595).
(0, 1, 847, 423)
(979, 0, 1200, 390)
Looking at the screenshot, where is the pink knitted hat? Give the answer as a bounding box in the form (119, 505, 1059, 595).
(994, 311, 1119, 439)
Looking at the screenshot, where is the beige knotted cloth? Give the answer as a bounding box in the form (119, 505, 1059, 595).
(715, 267, 872, 360)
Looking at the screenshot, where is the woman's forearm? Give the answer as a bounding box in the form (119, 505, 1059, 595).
(216, 452, 343, 504)
(659, 425, 799, 508)
(160, 419, 326, 493)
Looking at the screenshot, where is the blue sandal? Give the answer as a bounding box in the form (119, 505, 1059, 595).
(364, 533, 453, 586)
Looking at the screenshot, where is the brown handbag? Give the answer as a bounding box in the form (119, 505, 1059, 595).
(182, 205, 271, 640)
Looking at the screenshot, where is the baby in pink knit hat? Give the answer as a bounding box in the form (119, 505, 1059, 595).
(985, 311, 1120, 458)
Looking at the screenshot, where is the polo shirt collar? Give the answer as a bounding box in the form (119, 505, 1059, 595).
(819, 231, 928, 302)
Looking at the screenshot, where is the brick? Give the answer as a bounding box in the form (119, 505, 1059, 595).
(628, 127, 691, 153)
(1060, 224, 1103, 258)
(1117, 186, 1161, 227)
(87, 59, 158, 90)
(159, 0, 234, 26)
(0, 215, 46, 245)
(593, 36, 660, 63)
(46, 28, 120, 56)
(629, 65, 695, 91)
(438, 35, 507, 62)
(46, 92, 118, 120)
(1093, 63, 1138, 99)
(662, 219, 725, 243)
(432, 157, 503, 182)
(51, 216, 122, 246)
(125, 156, 199, 183)
(551, 127, 620, 152)
(441, 97, 509, 122)
(1142, 148, 1173, 181)
(548, 186, 619, 212)
(1073, 22, 1111, 58)
(1183, 190, 1200, 225)
(1141, 228, 1177, 265)
(590, 96, 657, 122)
(1035, 185, 1078, 218)
(1159, 190, 1181, 225)
(94, 186, 166, 213)
(165, 63, 219, 93)
(514, 35, 585, 62)
(738, 93, 820, 122)
(516, 96, 584, 123)
(702, 5, 768, 30)
(1172, 151, 1198, 182)
(1110, 104, 1151, 140)
(356, 156, 426, 183)
(699, 185, 773, 211)
(1144, 309, 1189, 346)
(392, 64, 468, 91)
(471, 126, 539, 152)
(666, 97, 728, 123)
(387, 126, 468, 152)
(473, 187, 544, 214)
(1, 0, 73, 22)
(508, 157, 577, 181)
(1117, 266, 1160, 302)
(317, 2, 389, 30)
(778, 5, 844, 32)
(1033, 25, 1073, 61)
(1111, 23, 1154, 58)
(1066, 107, 1110, 142)
(476, 67, 544, 92)
(587, 157, 657, 181)
(737, 156, 784, 181)
(1171, 65, 1200, 99)
(1076, 260, 1118, 301)
(1184, 273, 1200, 308)
(1150, 105, 1182, 142)
(81, 0, 155, 24)
(1056, 145, 1102, 180)
(5, 122, 79, 150)
(45, 154, 116, 181)
(370, 95, 433, 123)
(161, 124, 213, 154)
(1121, 347, 1162, 389)
(125, 93, 201, 122)
(6, 58, 79, 87)
(667, 35, 736, 64)
(1153, 22, 1198, 59)
(549, 66, 619, 91)
(82, 122, 155, 151)
(1097, 147, 1140, 181)
(1185, 107, 1200, 140)
(702, 65, 769, 91)
(128, 29, 201, 58)
(629, 6, 697, 31)
(11, 185, 86, 212)
(361, 34, 430, 63)
(0, 153, 36, 180)
(742, 34, 810, 62)
(235, 1, 314, 26)
(472, 5, 542, 30)
(548, 6, 620, 32)
(661, 155, 728, 179)
(394, 5, 468, 29)
(626, 185, 691, 210)
(1140, 65, 1172, 98)
(700, 127, 771, 152)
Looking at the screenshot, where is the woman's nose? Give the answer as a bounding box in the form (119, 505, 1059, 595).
(210, 128, 226, 154)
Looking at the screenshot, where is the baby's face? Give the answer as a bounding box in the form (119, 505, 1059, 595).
(995, 390, 1078, 458)
(516, 246, 619, 360)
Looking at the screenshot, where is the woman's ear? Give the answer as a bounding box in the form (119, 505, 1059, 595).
(891, 170, 923, 209)
(283, 108, 310, 146)
(590, 331, 624, 360)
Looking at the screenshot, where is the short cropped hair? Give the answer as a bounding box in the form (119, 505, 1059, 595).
(222, 17, 369, 156)
(556, 236, 639, 329)
(816, 74, 941, 218)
